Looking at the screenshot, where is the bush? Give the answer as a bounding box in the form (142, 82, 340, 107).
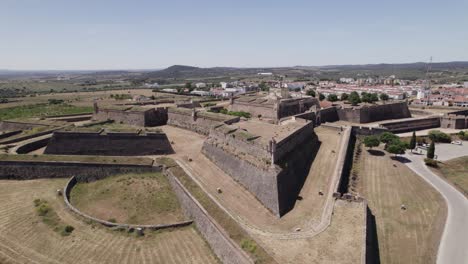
(380, 132, 399, 144)
(424, 158, 438, 167)
(241, 239, 257, 254)
(37, 203, 50, 216)
(61, 225, 75, 236)
(48, 99, 64, 105)
(363, 135, 380, 149)
(428, 130, 451, 143)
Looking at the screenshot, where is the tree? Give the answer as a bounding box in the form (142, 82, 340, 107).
(327, 94, 338, 102)
(259, 82, 269, 91)
(340, 93, 349, 101)
(379, 132, 399, 144)
(409, 131, 417, 151)
(363, 135, 380, 149)
(428, 130, 451, 143)
(370, 93, 379, 103)
(185, 82, 192, 89)
(348, 91, 361, 106)
(387, 142, 406, 157)
(427, 141, 435, 159)
(306, 89, 316, 97)
(380, 93, 389, 101)
(319, 93, 325, 101)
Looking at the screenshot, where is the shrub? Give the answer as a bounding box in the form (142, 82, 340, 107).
(37, 203, 50, 216)
(241, 239, 257, 254)
(427, 141, 435, 159)
(424, 158, 438, 167)
(387, 143, 406, 156)
(380, 132, 399, 144)
(363, 135, 380, 149)
(61, 225, 75, 236)
(428, 130, 451, 143)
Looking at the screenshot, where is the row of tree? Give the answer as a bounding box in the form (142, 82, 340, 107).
(363, 131, 435, 159)
(306, 90, 389, 105)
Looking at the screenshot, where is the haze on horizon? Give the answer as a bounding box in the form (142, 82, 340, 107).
(1, 0, 467, 71)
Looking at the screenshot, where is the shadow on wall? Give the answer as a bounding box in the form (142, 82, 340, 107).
(366, 207, 381, 264)
(277, 137, 322, 216)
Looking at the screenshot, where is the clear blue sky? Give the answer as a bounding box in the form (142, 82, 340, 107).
(1, 0, 467, 70)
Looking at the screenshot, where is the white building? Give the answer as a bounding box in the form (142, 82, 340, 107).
(162, 88, 178, 93)
(416, 89, 430, 100)
(195, 82, 207, 88)
(464, 82, 468, 88)
(220, 82, 228, 89)
(144, 82, 159, 88)
(190, 90, 211, 96)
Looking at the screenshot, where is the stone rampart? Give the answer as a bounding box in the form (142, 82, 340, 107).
(0, 130, 22, 140)
(319, 106, 340, 123)
(230, 100, 277, 120)
(441, 109, 468, 129)
(165, 169, 253, 264)
(167, 108, 239, 135)
(337, 101, 411, 123)
(16, 136, 50, 154)
(0, 160, 159, 181)
(44, 131, 174, 156)
(0, 121, 49, 131)
(380, 117, 440, 133)
(0, 127, 60, 145)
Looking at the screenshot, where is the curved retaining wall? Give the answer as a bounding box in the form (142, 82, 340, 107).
(63, 176, 193, 230)
(15, 136, 50, 154)
(165, 169, 253, 264)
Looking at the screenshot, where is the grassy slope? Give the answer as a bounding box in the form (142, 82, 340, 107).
(434, 156, 468, 196)
(355, 143, 446, 264)
(70, 173, 185, 225)
(0, 154, 153, 165)
(0, 103, 93, 121)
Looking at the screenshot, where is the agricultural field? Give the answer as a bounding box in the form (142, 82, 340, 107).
(0, 179, 218, 264)
(354, 142, 446, 264)
(431, 156, 468, 196)
(0, 103, 93, 121)
(70, 173, 186, 225)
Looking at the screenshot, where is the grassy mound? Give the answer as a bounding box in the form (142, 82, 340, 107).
(70, 173, 186, 225)
(435, 156, 468, 195)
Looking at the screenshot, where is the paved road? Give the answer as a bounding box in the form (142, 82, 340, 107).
(404, 153, 468, 264)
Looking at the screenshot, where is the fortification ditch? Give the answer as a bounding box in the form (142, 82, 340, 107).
(165, 168, 254, 264)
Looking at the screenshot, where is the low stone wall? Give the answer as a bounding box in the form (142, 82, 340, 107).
(15, 136, 50, 154)
(0, 121, 49, 131)
(63, 176, 193, 230)
(351, 126, 388, 136)
(165, 169, 253, 264)
(0, 127, 60, 145)
(0, 160, 160, 181)
(380, 117, 441, 133)
(44, 131, 174, 156)
(0, 130, 22, 140)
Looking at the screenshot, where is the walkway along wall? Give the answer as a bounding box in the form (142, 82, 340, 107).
(165, 168, 253, 264)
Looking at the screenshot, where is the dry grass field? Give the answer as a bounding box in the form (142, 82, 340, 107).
(0, 179, 218, 264)
(70, 173, 187, 225)
(432, 156, 468, 196)
(355, 142, 446, 264)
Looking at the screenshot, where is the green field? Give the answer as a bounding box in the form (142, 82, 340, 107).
(0, 103, 93, 121)
(435, 156, 468, 196)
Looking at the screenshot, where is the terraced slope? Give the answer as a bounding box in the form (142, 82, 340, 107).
(0, 179, 218, 264)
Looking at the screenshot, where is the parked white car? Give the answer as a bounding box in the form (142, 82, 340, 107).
(451, 141, 462, 145)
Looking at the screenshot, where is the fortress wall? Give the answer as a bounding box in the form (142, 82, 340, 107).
(167, 109, 239, 136)
(230, 101, 277, 119)
(94, 109, 147, 127)
(351, 126, 388, 136)
(209, 127, 271, 162)
(274, 120, 316, 162)
(165, 169, 253, 264)
(16, 136, 50, 154)
(278, 97, 319, 119)
(0, 121, 50, 131)
(0, 130, 22, 140)
(441, 110, 468, 129)
(337, 102, 411, 124)
(319, 106, 340, 123)
(0, 161, 159, 181)
(380, 117, 441, 133)
(202, 141, 281, 216)
(0, 127, 60, 145)
(44, 132, 174, 156)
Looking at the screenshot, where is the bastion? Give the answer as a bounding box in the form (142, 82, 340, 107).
(44, 127, 174, 156)
(336, 101, 411, 123)
(92, 103, 167, 127)
(229, 92, 320, 123)
(440, 109, 468, 129)
(202, 118, 319, 216)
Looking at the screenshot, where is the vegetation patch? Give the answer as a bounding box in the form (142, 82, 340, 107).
(33, 198, 74, 236)
(433, 156, 468, 196)
(0, 154, 154, 165)
(70, 173, 186, 225)
(0, 103, 93, 121)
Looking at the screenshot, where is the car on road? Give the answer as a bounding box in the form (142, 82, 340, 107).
(451, 141, 462, 145)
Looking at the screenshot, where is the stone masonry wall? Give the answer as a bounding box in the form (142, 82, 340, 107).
(167, 108, 239, 136)
(0, 161, 160, 181)
(0, 121, 49, 131)
(44, 131, 174, 156)
(337, 101, 411, 123)
(165, 169, 253, 264)
(230, 101, 277, 120)
(380, 117, 441, 133)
